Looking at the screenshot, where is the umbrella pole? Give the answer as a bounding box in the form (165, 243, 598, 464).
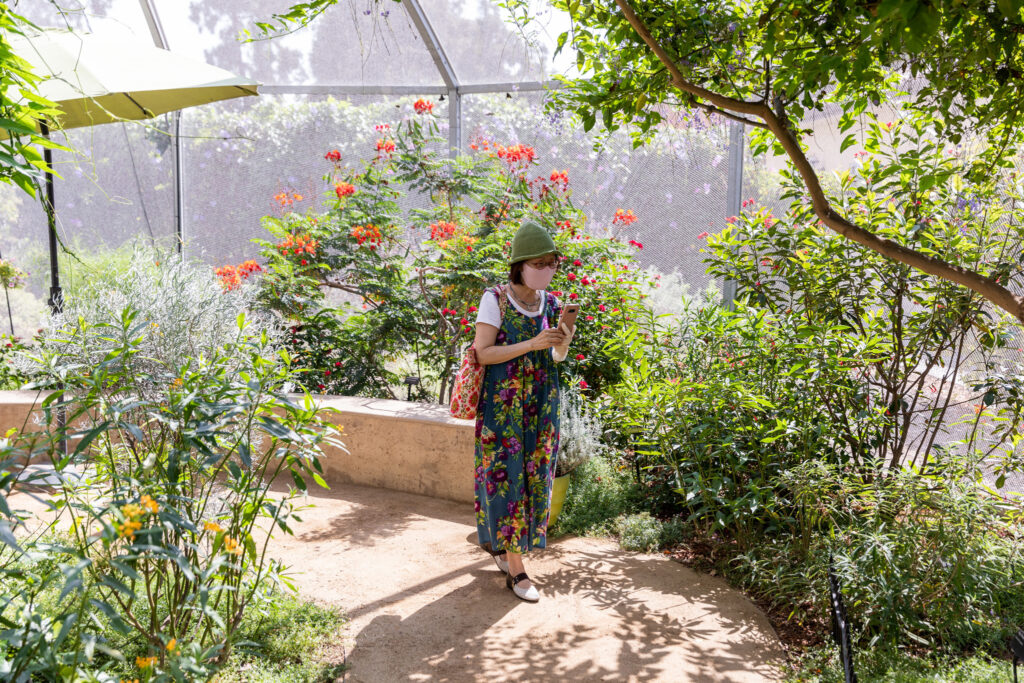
(174, 110, 184, 255)
(39, 121, 61, 314)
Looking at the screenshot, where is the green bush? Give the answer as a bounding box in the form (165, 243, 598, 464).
(613, 512, 662, 552)
(1, 304, 340, 680)
(552, 455, 643, 538)
(251, 102, 654, 401)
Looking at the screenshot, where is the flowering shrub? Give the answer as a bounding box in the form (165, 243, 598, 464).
(253, 99, 654, 400)
(1, 309, 339, 680)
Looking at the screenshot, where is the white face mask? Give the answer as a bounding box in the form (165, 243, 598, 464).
(521, 263, 556, 291)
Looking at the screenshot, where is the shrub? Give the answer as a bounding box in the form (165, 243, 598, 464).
(252, 101, 655, 401)
(1, 306, 339, 680)
(613, 511, 662, 552)
(553, 455, 643, 537)
(556, 384, 604, 477)
(24, 246, 282, 397)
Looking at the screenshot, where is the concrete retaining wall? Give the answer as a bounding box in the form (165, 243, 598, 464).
(0, 391, 477, 505)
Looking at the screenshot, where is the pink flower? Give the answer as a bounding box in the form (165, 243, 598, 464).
(579, 380, 589, 389)
(697, 231, 710, 239)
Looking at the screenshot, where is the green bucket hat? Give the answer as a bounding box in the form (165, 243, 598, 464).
(510, 219, 559, 264)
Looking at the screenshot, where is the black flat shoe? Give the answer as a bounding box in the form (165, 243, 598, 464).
(506, 571, 540, 602)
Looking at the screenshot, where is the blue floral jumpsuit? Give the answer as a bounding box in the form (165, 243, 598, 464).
(474, 287, 561, 557)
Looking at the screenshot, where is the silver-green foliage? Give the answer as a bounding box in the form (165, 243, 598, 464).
(23, 247, 282, 394)
(557, 384, 604, 477)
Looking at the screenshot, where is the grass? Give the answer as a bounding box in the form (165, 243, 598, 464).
(214, 593, 348, 682)
(785, 646, 1010, 682)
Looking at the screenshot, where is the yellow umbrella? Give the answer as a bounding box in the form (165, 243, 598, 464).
(8, 27, 260, 312)
(10, 27, 259, 130)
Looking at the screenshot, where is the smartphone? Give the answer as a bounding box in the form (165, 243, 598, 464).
(558, 303, 580, 331)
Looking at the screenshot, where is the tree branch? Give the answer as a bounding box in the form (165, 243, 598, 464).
(614, 0, 1024, 323)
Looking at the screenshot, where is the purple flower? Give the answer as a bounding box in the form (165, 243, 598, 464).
(474, 500, 481, 512)
(525, 460, 537, 475)
(492, 469, 508, 483)
(502, 436, 522, 455)
(526, 403, 539, 418)
(499, 387, 516, 406)
(507, 501, 518, 515)
(533, 368, 548, 384)
(501, 525, 514, 540)
(486, 481, 497, 496)
(504, 362, 516, 378)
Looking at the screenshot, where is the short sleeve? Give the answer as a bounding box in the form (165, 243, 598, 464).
(475, 290, 501, 328)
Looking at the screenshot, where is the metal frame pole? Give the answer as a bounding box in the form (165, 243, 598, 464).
(139, 0, 184, 253)
(723, 120, 745, 309)
(402, 0, 461, 156)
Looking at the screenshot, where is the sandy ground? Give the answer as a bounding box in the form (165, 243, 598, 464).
(9, 480, 786, 682)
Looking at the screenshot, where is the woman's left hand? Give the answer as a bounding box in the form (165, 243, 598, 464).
(557, 322, 576, 347)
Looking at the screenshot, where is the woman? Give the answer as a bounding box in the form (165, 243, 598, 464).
(472, 219, 575, 602)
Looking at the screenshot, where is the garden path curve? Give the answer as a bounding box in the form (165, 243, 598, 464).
(9, 477, 786, 681)
(268, 481, 786, 682)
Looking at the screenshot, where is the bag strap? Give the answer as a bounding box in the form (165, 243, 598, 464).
(494, 285, 509, 321)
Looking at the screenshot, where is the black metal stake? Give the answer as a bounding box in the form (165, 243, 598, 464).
(39, 121, 61, 314)
(828, 555, 857, 683)
(38, 120, 66, 458)
(1009, 630, 1024, 683)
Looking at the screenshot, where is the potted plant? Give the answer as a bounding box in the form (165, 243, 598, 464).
(549, 386, 604, 528)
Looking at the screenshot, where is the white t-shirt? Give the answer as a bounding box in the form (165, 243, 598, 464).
(475, 288, 547, 328)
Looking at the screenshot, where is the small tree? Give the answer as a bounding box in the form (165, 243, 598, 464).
(518, 0, 1024, 323)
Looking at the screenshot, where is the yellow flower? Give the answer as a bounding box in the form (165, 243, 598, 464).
(117, 519, 143, 539)
(204, 520, 223, 533)
(223, 536, 243, 556)
(136, 655, 157, 668)
(140, 495, 159, 514)
(121, 679, 140, 683)
(166, 638, 177, 652)
(170, 377, 183, 390)
(122, 503, 144, 520)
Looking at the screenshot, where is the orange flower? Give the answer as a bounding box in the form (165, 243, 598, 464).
(413, 99, 435, 114)
(495, 143, 536, 166)
(204, 520, 223, 533)
(324, 149, 341, 162)
(334, 182, 356, 198)
(429, 221, 458, 243)
(376, 138, 396, 155)
(140, 495, 159, 514)
(613, 208, 637, 225)
(351, 224, 384, 249)
(223, 535, 243, 556)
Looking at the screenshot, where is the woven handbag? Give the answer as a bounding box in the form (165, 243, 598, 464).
(450, 286, 508, 420)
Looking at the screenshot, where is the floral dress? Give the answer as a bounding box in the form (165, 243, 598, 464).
(474, 287, 561, 557)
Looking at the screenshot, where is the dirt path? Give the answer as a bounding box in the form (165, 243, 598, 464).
(8, 479, 786, 682)
(270, 482, 786, 682)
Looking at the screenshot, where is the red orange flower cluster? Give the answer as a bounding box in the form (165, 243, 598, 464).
(629, 239, 644, 249)
(550, 169, 569, 186)
(334, 182, 356, 198)
(613, 208, 637, 225)
(429, 221, 458, 242)
(376, 138, 396, 155)
(495, 143, 536, 166)
(413, 99, 434, 114)
(274, 191, 304, 207)
(351, 224, 383, 250)
(324, 149, 341, 162)
(215, 260, 262, 291)
(277, 233, 319, 258)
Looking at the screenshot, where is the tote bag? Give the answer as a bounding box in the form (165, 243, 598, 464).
(450, 286, 508, 420)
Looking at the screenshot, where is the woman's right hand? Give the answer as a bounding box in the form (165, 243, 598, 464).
(531, 328, 566, 351)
